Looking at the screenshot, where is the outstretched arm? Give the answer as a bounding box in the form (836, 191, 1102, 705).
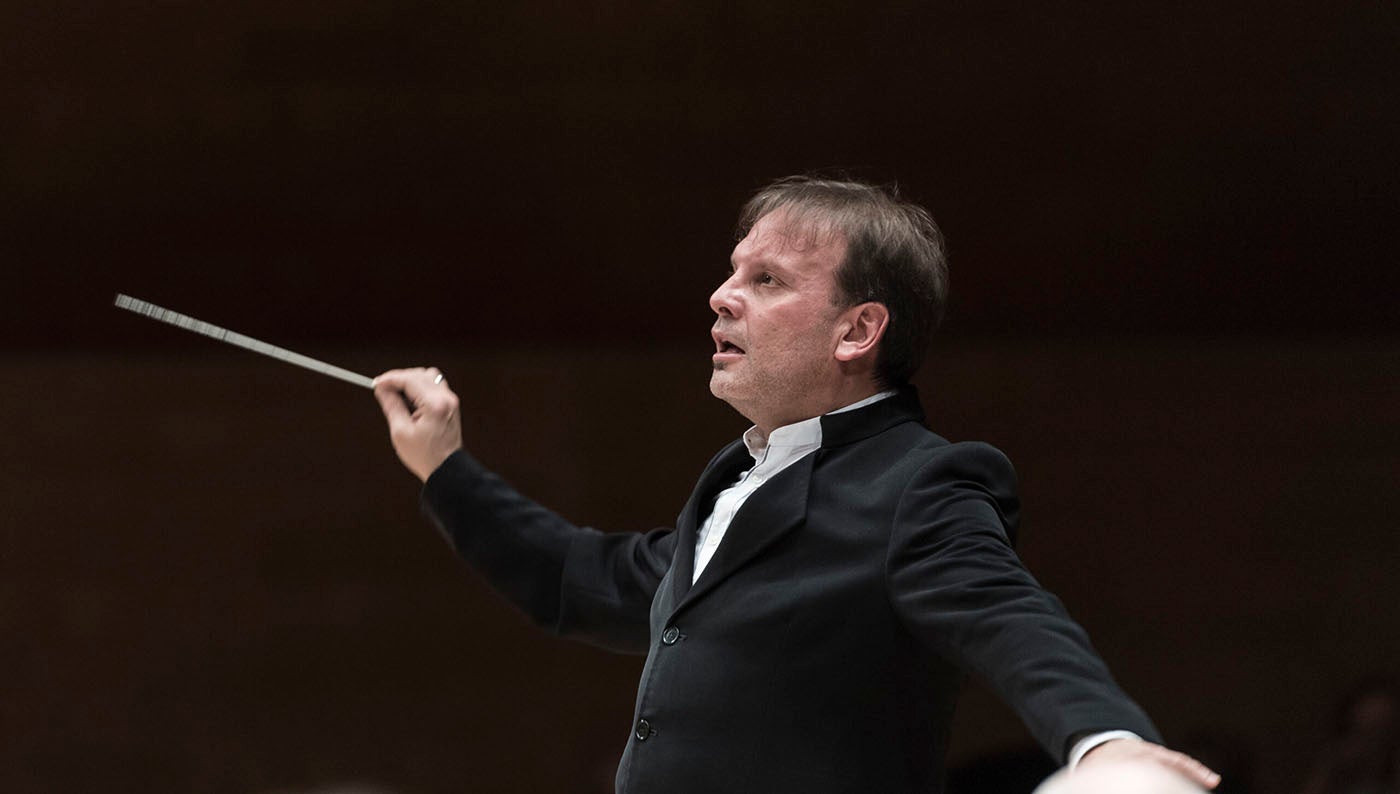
(887, 442, 1218, 788)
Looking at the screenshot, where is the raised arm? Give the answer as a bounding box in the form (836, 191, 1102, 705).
(371, 366, 674, 653)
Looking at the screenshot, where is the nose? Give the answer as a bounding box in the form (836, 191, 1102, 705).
(710, 273, 740, 318)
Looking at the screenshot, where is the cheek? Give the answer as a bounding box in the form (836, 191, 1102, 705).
(750, 322, 799, 357)
(754, 305, 817, 344)
(775, 310, 834, 350)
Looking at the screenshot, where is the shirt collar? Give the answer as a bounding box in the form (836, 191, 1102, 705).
(742, 390, 898, 461)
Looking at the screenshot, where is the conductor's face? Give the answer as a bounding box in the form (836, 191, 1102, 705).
(709, 210, 850, 431)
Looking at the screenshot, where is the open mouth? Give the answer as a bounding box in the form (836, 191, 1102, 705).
(718, 341, 745, 354)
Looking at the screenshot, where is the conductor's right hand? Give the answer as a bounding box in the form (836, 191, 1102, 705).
(373, 367, 463, 482)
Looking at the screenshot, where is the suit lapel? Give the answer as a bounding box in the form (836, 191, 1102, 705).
(663, 388, 926, 619)
(669, 440, 751, 608)
(674, 450, 814, 613)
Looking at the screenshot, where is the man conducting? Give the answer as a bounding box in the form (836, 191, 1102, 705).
(372, 176, 1219, 793)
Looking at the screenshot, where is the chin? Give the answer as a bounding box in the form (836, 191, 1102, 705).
(708, 371, 727, 398)
(709, 371, 741, 402)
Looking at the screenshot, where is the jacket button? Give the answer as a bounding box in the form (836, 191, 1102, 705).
(635, 719, 652, 741)
(661, 626, 681, 645)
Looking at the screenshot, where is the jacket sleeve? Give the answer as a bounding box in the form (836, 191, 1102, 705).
(421, 449, 675, 654)
(885, 441, 1161, 761)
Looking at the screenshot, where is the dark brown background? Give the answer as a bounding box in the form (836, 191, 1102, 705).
(3, 1, 1397, 792)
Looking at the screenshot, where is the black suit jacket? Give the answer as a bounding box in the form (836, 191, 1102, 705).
(422, 388, 1159, 793)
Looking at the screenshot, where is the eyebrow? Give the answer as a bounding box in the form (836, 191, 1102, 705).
(731, 252, 795, 280)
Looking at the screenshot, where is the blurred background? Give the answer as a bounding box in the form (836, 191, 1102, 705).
(3, 1, 1397, 792)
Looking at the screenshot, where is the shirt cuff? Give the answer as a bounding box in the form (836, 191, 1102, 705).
(1067, 731, 1143, 770)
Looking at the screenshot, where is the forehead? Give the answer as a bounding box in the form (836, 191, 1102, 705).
(732, 210, 847, 273)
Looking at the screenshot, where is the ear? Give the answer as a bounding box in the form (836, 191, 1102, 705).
(833, 302, 889, 364)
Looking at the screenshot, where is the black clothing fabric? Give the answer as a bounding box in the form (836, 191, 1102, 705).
(422, 388, 1159, 793)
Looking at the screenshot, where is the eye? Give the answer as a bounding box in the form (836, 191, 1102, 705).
(757, 272, 777, 286)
